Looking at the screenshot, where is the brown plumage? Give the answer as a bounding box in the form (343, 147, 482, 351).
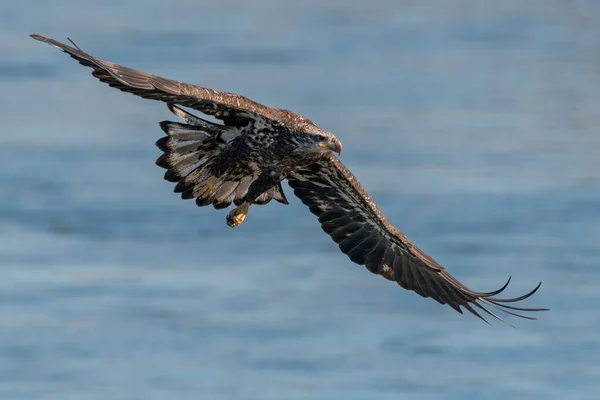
(32, 34, 548, 326)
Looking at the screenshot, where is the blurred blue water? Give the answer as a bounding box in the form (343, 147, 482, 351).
(1, 1, 599, 399)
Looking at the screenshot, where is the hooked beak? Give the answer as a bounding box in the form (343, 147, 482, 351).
(319, 139, 342, 155)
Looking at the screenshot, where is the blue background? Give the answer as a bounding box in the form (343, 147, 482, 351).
(1, 1, 598, 399)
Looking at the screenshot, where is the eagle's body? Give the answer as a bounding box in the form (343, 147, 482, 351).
(32, 34, 547, 326)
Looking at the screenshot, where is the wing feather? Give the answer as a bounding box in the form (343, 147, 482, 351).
(288, 155, 548, 326)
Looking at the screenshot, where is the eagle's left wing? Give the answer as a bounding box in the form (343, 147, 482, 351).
(287, 155, 547, 326)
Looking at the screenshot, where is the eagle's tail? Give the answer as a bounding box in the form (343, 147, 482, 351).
(155, 104, 288, 210)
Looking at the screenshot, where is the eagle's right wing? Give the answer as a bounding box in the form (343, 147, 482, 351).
(288, 155, 548, 326)
(31, 34, 288, 127)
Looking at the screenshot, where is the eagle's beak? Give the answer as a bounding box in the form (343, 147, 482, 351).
(320, 139, 342, 155)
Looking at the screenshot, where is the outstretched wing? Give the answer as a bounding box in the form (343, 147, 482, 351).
(288, 156, 548, 326)
(30, 34, 289, 127)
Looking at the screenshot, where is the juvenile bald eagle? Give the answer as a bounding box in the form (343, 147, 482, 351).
(32, 34, 547, 326)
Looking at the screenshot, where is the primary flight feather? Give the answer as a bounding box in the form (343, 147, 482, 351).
(31, 34, 548, 326)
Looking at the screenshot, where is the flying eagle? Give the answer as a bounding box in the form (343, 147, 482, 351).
(31, 34, 548, 326)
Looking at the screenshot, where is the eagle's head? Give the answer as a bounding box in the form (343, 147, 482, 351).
(312, 132, 342, 155)
(294, 122, 342, 155)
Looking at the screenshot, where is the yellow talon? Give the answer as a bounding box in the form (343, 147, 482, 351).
(226, 202, 250, 228)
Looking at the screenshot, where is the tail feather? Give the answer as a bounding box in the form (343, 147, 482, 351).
(163, 153, 209, 183)
(233, 177, 254, 206)
(213, 181, 240, 209)
(155, 103, 289, 210)
(174, 165, 214, 198)
(195, 177, 222, 207)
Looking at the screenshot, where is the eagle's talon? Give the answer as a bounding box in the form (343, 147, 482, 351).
(226, 203, 249, 227)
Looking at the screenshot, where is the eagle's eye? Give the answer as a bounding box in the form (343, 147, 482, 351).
(316, 136, 326, 142)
